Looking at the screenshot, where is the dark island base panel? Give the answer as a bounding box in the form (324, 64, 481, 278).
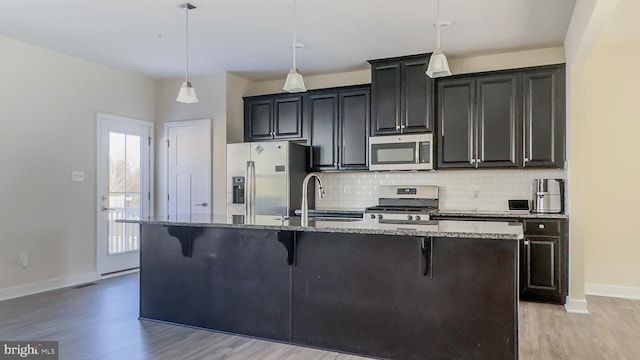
(140, 224, 518, 360)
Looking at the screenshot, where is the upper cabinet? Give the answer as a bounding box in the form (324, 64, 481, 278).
(244, 94, 304, 142)
(369, 54, 434, 135)
(307, 85, 370, 171)
(437, 64, 565, 169)
(438, 73, 520, 169)
(522, 66, 566, 168)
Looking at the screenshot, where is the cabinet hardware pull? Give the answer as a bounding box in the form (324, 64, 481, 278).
(538, 224, 545, 229)
(524, 240, 530, 246)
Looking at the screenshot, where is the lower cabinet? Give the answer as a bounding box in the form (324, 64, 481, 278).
(520, 220, 567, 303)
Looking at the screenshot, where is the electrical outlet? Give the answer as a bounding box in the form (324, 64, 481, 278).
(19, 251, 28, 268)
(71, 171, 85, 182)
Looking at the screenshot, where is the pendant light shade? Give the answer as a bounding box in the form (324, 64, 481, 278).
(283, 0, 306, 93)
(283, 67, 306, 93)
(426, 49, 451, 78)
(426, 0, 451, 78)
(176, 3, 198, 104)
(176, 81, 198, 103)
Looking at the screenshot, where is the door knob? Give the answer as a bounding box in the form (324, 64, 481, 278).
(194, 202, 208, 207)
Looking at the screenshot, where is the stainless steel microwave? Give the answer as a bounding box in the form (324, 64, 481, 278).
(369, 133, 433, 171)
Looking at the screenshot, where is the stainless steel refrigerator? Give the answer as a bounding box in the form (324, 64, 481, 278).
(227, 141, 311, 218)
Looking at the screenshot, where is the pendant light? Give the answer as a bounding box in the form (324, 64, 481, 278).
(176, 3, 198, 103)
(283, 0, 306, 93)
(426, 0, 452, 78)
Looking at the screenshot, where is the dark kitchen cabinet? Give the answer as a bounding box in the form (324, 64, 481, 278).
(369, 54, 434, 135)
(437, 73, 520, 169)
(520, 219, 567, 303)
(437, 78, 475, 168)
(523, 66, 566, 168)
(307, 85, 370, 171)
(436, 64, 565, 169)
(244, 94, 304, 141)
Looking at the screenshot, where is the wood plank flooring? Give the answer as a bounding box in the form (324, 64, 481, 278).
(0, 273, 638, 360)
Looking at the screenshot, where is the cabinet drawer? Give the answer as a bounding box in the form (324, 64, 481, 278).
(524, 220, 560, 235)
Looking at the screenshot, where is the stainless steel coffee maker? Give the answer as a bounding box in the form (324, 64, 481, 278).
(532, 179, 564, 213)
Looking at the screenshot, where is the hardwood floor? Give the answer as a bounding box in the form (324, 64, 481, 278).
(1, 273, 638, 360)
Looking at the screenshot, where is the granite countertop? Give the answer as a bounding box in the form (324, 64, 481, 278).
(119, 214, 523, 240)
(432, 209, 569, 219)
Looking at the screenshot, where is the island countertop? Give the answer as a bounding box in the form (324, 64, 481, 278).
(119, 214, 523, 240)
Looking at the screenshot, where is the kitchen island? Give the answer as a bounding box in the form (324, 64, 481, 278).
(120, 215, 522, 360)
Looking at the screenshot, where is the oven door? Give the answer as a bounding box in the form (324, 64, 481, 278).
(369, 135, 433, 171)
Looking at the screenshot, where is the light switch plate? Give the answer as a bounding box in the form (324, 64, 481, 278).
(71, 171, 85, 182)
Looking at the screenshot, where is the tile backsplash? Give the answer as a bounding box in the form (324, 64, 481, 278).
(315, 169, 566, 211)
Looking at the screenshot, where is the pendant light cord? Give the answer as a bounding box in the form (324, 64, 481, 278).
(436, 0, 441, 49)
(185, 5, 190, 82)
(292, 0, 297, 69)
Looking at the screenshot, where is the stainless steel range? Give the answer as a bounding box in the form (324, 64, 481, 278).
(365, 185, 438, 224)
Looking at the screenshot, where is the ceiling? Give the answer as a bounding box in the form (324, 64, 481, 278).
(0, 0, 577, 82)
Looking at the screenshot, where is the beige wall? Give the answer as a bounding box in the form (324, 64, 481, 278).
(583, 43, 640, 290)
(226, 73, 254, 143)
(155, 74, 228, 216)
(0, 36, 155, 291)
(245, 47, 565, 97)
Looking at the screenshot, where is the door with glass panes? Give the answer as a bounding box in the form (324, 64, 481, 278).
(97, 113, 153, 276)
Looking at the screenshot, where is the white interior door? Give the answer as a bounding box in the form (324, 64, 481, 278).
(97, 113, 153, 276)
(166, 119, 211, 217)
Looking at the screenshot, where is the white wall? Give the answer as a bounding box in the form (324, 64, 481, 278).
(0, 36, 155, 293)
(154, 74, 228, 216)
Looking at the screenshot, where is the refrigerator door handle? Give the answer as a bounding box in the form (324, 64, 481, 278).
(245, 160, 256, 219)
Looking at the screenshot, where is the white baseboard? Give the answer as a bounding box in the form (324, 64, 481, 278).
(0, 272, 99, 302)
(586, 283, 640, 300)
(564, 297, 589, 314)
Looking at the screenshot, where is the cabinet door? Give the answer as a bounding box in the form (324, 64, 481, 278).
(475, 74, 520, 168)
(402, 58, 433, 133)
(521, 235, 561, 301)
(437, 78, 475, 168)
(244, 98, 273, 141)
(523, 66, 565, 168)
(370, 62, 401, 135)
(308, 93, 339, 170)
(274, 95, 303, 139)
(339, 89, 370, 170)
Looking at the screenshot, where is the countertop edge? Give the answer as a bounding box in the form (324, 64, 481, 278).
(120, 219, 523, 240)
(432, 210, 569, 219)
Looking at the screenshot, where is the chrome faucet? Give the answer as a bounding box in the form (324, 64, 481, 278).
(301, 172, 325, 226)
